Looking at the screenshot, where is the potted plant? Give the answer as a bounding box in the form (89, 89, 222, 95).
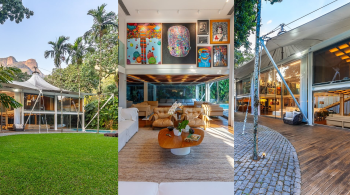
(174, 120, 189, 136)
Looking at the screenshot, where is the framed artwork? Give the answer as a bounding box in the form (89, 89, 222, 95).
(197, 46, 212, 68)
(197, 20, 209, 35)
(162, 23, 196, 64)
(198, 36, 208, 44)
(126, 23, 162, 65)
(213, 45, 228, 67)
(210, 20, 230, 44)
(267, 88, 275, 95)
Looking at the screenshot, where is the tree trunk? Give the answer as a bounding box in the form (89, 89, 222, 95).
(60, 65, 63, 133)
(77, 64, 80, 132)
(97, 32, 102, 134)
(253, 0, 262, 160)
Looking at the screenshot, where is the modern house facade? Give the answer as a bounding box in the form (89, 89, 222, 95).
(1, 71, 85, 131)
(235, 3, 350, 127)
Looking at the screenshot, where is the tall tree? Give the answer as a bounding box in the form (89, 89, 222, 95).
(84, 4, 117, 133)
(67, 37, 94, 131)
(0, 0, 34, 24)
(44, 36, 70, 133)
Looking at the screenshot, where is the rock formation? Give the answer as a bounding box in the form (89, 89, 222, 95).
(0, 56, 44, 77)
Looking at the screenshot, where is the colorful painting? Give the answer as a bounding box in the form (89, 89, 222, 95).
(167, 26, 191, 57)
(210, 20, 230, 44)
(197, 46, 211, 68)
(162, 23, 196, 64)
(198, 20, 209, 35)
(213, 45, 228, 67)
(198, 36, 208, 44)
(127, 23, 162, 65)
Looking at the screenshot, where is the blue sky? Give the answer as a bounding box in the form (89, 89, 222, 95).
(249, 0, 350, 49)
(0, 0, 118, 75)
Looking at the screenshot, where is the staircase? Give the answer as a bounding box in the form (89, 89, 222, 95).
(323, 97, 350, 110)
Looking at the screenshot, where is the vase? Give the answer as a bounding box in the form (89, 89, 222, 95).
(183, 125, 190, 133)
(173, 128, 182, 136)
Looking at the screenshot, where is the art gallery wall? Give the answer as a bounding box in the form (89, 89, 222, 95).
(123, 18, 232, 76)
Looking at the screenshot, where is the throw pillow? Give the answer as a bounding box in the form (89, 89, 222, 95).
(122, 108, 138, 121)
(118, 107, 125, 123)
(286, 112, 293, 118)
(293, 111, 300, 118)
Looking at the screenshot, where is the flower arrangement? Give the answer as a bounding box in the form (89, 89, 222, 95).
(168, 101, 182, 115)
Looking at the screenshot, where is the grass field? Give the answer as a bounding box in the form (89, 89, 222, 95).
(0, 133, 118, 194)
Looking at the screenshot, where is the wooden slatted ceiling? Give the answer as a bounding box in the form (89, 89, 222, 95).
(127, 74, 227, 84)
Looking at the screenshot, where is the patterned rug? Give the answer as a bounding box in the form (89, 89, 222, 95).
(118, 126, 234, 182)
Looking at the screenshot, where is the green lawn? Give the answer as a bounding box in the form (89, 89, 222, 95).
(0, 133, 118, 194)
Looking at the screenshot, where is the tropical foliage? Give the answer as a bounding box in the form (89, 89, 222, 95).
(0, 66, 22, 108)
(43, 4, 118, 130)
(0, 0, 34, 24)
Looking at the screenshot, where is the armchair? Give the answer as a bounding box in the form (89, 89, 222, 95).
(182, 108, 208, 130)
(283, 111, 303, 125)
(150, 107, 177, 130)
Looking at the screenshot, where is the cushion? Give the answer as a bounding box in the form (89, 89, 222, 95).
(160, 99, 166, 103)
(293, 111, 301, 118)
(122, 108, 139, 121)
(286, 112, 293, 118)
(118, 107, 125, 123)
(188, 118, 205, 127)
(119, 182, 158, 195)
(153, 118, 174, 127)
(139, 102, 148, 105)
(15, 124, 23, 129)
(284, 117, 293, 121)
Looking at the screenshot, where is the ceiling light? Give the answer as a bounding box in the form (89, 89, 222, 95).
(347, 59, 350, 62)
(341, 56, 349, 60)
(335, 51, 345, 56)
(296, 52, 301, 57)
(329, 48, 339, 53)
(344, 49, 350, 53)
(339, 44, 349, 49)
(226, 0, 229, 2)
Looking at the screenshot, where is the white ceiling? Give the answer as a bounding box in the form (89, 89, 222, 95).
(120, 0, 234, 19)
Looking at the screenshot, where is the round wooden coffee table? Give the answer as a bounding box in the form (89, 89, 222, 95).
(158, 128, 205, 155)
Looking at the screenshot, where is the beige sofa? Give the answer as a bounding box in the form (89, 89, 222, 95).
(131, 101, 158, 117)
(194, 101, 224, 117)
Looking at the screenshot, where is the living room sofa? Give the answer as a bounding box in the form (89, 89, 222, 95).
(158, 99, 195, 106)
(131, 101, 159, 117)
(118, 181, 234, 195)
(118, 107, 139, 152)
(194, 101, 224, 116)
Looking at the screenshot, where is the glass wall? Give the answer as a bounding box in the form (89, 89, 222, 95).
(57, 114, 81, 129)
(127, 83, 144, 103)
(57, 96, 83, 112)
(198, 84, 205, 101)
(259, 60, 301, 118)
(156, 85, 196, 100)
(148, 83, 154, 101)
(236, 97, 251, 113)
(242, 79, 251, 95)
(313, 37, 350, 84)
(314, 91, 350, 128)
(24, 93, 55, 111)
(24, 114, 55, 130)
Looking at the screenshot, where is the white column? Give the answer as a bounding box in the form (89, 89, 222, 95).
(205, 83, 210, 102)
(14, 92, 21, 124)
(196, 85, 199, 100)
(307, 52, 313, 125)
(21, 92, 24, 124)
(228, 13, 235, 126)
(144, 82, 148, 102)
(54, 95, 58, 130)
(119, 72, 127, 108)
(153, 85, 157, 101)
(82, 96, 85, 130)
(300, 56, 308, 122)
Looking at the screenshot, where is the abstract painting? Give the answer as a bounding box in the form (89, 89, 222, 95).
(210, 20, 230, 44)
(167, 26, 191, 57)
(162, 23, 196, 64)
(213, 45, 228, 67)
(127, 23, 162, 65)
(197, 46, 212, 68)
(197, 20, 209, 35)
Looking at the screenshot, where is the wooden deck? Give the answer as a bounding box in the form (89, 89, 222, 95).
(235, 112, 350, 195)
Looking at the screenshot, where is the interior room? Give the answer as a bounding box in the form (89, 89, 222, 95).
(118, 0, 234, 193)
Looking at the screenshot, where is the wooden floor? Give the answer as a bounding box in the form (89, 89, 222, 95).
(235, 112, 350, 195)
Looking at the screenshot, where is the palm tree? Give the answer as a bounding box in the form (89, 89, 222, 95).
(44, 35, 70, 133)
(67, 37, 94, 131)
(84, 4, 117, 133)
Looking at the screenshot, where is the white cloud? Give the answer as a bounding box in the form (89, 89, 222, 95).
(267, 20, 272, 24)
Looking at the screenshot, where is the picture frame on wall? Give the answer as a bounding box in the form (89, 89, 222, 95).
(210, 19, 230, 44)
(197, 20, 209, 35)
(198, 36, 208, 44)
(213, 45, 228, 67)
(197, 46, 212, 68)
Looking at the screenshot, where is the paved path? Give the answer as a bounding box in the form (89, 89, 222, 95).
(235, 112, 350, 194)
(234, 122, 301, 195)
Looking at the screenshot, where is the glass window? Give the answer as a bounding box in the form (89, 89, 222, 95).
(57, 114, 81, 129)
(24, 93, 55, 111)
(127, 83, 144, 103)
(242, 79, 251, 94)
(156, 85, 196, 100)
(313, 37, 350, 84)
(24, 114, 55, 130)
